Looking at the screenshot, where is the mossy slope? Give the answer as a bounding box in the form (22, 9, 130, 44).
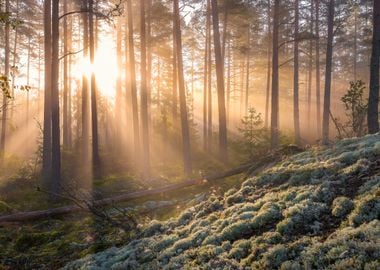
(65, 134, 380, 269)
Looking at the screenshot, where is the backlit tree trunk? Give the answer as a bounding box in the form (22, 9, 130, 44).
(293, 0, 300, 145)
(322, 0, 335, 144)
(271, 0, 280, 149)
(368, 0, 380, 133)
(174, 0, 193, 175)
(211, 0, 228, 161)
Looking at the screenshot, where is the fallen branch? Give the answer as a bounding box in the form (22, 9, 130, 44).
(0, 155, 278, 223)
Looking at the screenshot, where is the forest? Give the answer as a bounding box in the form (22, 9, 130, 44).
(0, 0, 379, 269)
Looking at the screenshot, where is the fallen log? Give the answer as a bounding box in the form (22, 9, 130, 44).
(0, 155, 277, 223)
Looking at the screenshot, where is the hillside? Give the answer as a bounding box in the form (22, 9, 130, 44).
(65, 135, 380, 269)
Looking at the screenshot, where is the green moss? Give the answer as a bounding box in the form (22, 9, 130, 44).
(277, 200, 328, 235)
(331, 197, 354, 218)
(349, 190, 380, 227)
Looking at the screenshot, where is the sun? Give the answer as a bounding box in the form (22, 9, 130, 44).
(73, 37, 119, 100)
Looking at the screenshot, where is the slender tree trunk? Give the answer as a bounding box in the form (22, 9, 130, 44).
(207, 0, 212, 151)
(322, 0, 335, 144)
(172, 16, 178, 122)
(81, 0, 90, 178)
(88, 0, 100, 175)
(140, 0, 151, 177)
(211, 0, 228, 161)
(147, 0, 152, 125)
(307, 0, 314, 131)
(368, 0, 380, 134)
(226, 38, 231, 126)
(293, 0, 300, 145)
(354, 4, 358, 81)
(42, 0, 52, 187)
(174, 0, 192, 175)
(63, 0, 69, 147)
(265, 0, 271, 129)
(0, 0, 10, 161)
(10, 0, 19, 121)
(315, 0, 321, 137)
(51, 0, 61, 192)
(271, 0, 280, 149)
(203, 0, 209, 151)
(245, 28, 250, 114)
(115, 17, 122, 147)
(126, 0, 141, 161)
(26, 37, 31, 127)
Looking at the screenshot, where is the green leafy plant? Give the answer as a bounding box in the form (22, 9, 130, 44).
(332, 80, 368, 138)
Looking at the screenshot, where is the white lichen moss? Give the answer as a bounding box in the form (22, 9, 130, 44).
(64, 134, 380, 270)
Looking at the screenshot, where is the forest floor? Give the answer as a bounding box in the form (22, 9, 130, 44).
(0, 151, 246, 269)
(64, 134, 380, 270)
(0, 134, 380, 269)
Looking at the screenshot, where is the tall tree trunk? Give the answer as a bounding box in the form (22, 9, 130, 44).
(67, 1, 73, 147)
(51, 0, 61, 192)
(203, 0, 209, 151)
(174, 0, 192, 175)
(42, 0, 52, 187)
(368, 0, 380, 134)
(88, 0, 100, 176)
(207, 0, 212, 151)
(322, 0, 335, 144)
(140, 0, 151, 177)
(293, 0, 300, 145)
(353, 4, 358, 81)
(245, 28, 250, 114)
(265, 0, 271, 128)
(226, 38, 231, 126)
(10, 0, 19, 121)
(0, 0, 9, 161)
(271, 0, 280, 149)
(115, 16, 122, 147)
(307, 0, 314, 131)
(126, 0, 141, 161)
(81, 0, 91, 181)
(172, 16, 178, 122)
(146, 0, 152, 125)
(26, 37, 31, 126)
(63, 0, 69, 147)
(315, 0, 321, 137)
(211, 0, 228, 161)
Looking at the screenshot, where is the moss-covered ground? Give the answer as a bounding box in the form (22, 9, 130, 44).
(63, 134, 380, 270)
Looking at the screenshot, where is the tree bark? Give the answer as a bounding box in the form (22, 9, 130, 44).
(265, 0, 272, 129)
(368, 0, 380, 134)
(126, 0, 141, 161)
(307, 0, 314, 132)
(315, 0, 321, 137)
(63, 0, 70, 148)
(293, 0, 300, 145)
(211, 0, 228, 161)
(140, 0, 151, 178)
(51, 0, 61, 193)
(203, 1, 209, 151)
(80, 0, 91, 188)
(42, 0, 52, 188)
(115, 16, 122, 148)
(322, 0, 335, 144)
(88, 0, 100, 176)
(0, 0, 10, 162)
(174, 0, 193, 175)
(271, 0, 280, 149)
